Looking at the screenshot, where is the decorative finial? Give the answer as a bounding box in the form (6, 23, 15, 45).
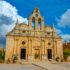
(34, 7, 39, 13)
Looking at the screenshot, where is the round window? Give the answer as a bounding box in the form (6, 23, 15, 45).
(22, 41, 25, 45)
(48, 42, 51, 45)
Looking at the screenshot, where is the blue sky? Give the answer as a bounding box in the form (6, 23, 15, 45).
(0, 0, 70, 47)
(6, 0, 70, 24)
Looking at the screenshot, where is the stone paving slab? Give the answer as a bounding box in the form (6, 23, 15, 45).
(0, 64, 46, 70)
(33, 61, 70, 70)
(57, 62, 70, 68)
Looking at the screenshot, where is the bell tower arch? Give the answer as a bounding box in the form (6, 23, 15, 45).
(28, 8, 44, 31)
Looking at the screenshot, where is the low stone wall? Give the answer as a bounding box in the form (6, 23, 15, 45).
(67, 56, 70, 62)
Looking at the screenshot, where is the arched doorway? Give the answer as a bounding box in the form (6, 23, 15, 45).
(20, 49, 26, 60)
(47, 49, 52, 59)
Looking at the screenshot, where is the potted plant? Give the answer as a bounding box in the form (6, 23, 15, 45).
(12, 54, 18, 63)
(56, 57, 60, 62)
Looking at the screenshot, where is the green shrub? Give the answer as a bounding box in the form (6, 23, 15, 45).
(56, 57, 60, 61)
(63, 49, 70, 61)
(0, 50, 5, 63)
(64, 49, 70, 57)
(0, 50, 5, 60)
(12, 54, 18, 63)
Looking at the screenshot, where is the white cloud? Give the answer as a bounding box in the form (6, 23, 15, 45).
(17, 15, 28, 23)
(0, 1, 28, 37)
(56, 9, 70, 42)
(55, 28, 70, 42)
(0, 1, 28, 23)
(55, 28, 62, 35)
(0, 24, 15, 37)
(54, 27, 70, 42)
(57, 9, 70, 27)
(61, 34, 70, 42)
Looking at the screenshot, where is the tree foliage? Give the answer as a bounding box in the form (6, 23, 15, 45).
(63, 49, 70, 57)
(0, 49, 5, 60)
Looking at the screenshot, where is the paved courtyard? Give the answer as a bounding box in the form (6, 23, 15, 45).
(33, 61, 70, 70)
(57, 62, 70, 68)
(0, 62, 70, 70)
(0, 64, 47, 70)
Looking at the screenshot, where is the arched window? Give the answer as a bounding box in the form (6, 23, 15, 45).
(32, 17, 35, 29)
(38, 18, 41, 29)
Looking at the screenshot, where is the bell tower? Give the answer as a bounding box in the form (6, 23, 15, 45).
(29, 8, 44, 31)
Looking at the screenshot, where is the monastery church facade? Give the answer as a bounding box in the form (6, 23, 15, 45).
(5, 8, 63, 62)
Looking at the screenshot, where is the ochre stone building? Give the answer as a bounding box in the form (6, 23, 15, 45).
(5, 8, 63, 62)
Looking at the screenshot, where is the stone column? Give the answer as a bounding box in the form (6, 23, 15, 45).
(41, 18, 44, 31)
(29, 18, 32, 30)
(35, 18, 38, 31)
(35, 19, 38, 36)
(55, 41, 57, 58)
